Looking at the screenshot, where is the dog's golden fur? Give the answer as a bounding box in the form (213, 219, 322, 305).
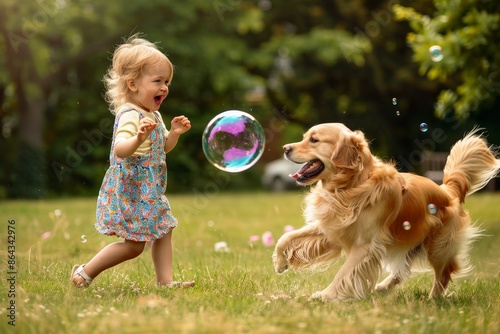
(272, 123, 500, 300)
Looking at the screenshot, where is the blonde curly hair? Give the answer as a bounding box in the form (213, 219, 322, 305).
(103, 34, 174, 114)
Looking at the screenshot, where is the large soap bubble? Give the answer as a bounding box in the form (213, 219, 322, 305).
(202, 110, 266, 173)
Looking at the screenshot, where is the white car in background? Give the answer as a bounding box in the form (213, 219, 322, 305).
(262, 159, 304, 191)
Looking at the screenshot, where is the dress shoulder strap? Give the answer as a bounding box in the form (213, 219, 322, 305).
(115, 104, 143, 122)
(153, 111, 163, 123)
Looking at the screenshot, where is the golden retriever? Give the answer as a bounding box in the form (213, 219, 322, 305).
(272, 123, 500, 300)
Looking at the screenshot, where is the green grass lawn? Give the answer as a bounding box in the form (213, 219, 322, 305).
(1, 191, 499, 333)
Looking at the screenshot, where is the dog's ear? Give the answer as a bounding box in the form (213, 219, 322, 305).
(331, 131, 368, 170)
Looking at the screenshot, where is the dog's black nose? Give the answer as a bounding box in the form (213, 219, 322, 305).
(283, 144, 292, 155)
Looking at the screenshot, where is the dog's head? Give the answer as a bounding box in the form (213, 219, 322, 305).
(283, 123, 372, 186)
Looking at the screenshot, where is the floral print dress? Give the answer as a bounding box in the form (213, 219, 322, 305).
(95, 105, 177, 242)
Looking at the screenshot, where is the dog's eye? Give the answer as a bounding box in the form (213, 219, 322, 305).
(310, 137, 319, 143)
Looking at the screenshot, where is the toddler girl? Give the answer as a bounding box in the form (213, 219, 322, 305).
(71, 35, 194, 288)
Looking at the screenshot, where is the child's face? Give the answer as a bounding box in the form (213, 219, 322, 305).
(128, 58, 172, 112)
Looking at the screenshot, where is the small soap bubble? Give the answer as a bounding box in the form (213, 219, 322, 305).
(80, 235, 87, 243)
(202, 110, 265, 173)
(420, 123, 428, 132)
(392, 98, 397, 106)
(429, 45, 443, 62)
(427, 203, 437, 215)
(403, 221, 411, 231)
(396, 110, 400, 116)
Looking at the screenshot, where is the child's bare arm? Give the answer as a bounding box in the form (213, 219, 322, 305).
(114, 118, 157, 158)
(165, 116, 191, 153)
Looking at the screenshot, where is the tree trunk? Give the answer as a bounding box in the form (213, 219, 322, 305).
(0, 13, 46, 198)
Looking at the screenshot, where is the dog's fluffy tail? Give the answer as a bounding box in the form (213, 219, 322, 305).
(443, 128, 500, 202)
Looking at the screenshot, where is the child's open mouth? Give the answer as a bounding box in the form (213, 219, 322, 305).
(154, 95, 163, 105)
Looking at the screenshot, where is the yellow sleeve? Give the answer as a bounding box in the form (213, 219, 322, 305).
(115, 111, 140, 144)
(114, 110, 154, 155)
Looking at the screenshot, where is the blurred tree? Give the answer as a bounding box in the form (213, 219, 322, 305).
(0, 0, 121, 198)
(0, 1, 47, 198)
(242, 0, 448, 165)
(240, 0, 499, 173)
(1, 0, 498, 198)
(394, 0, 500, 120)
(0, 0, 266, 197)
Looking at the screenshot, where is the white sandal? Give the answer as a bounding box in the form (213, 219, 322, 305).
(71, 264, 93, 287)
(165, 281, 195, 288)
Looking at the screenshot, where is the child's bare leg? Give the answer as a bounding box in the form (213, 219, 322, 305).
(151, 232, 173, 285)
(72, 239, 146, 285)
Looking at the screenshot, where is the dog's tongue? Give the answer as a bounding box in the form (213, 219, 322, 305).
(289, 163, 309, 179)
(289, 161, 319, 179)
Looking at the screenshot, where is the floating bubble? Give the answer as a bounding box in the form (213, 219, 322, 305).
(429, 45, 443, 62)
(427, 203, 437, 215)
(403, 221, 411, 231)
(420, 123, 429, 132)
(202, 110, 265, 173)
(80, 235, 87, 243)
(392, 98, 397, 106)
(396, 110, 400, 116)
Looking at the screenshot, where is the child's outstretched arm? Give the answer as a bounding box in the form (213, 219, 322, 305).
(114, 118, 157, 158)
(165, 116, 191, 153)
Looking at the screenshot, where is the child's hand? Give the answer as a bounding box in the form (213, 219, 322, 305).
(170, 116, 191, 135)
(137, 118, 157, 143)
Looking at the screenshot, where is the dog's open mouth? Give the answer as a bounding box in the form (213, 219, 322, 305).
(289, 159, 324, 183)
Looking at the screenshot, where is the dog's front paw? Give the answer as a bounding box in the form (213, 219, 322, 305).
(310, 290, 326, 301)
(310, 290, 337, 302)
(272, 249, 289, 274)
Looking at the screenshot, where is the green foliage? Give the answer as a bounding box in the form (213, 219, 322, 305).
(0, 193, 499, 333)
(1, 0, 499, 197)
(7, 142, 47, 198)
(394, 0, 500, 119)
